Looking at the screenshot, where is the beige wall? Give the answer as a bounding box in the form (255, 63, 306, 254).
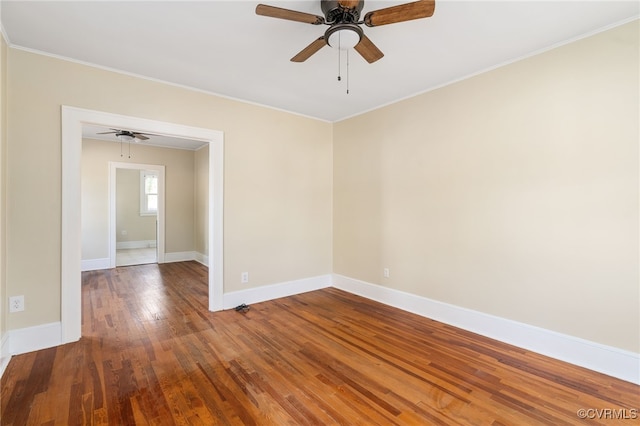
(82, 138, 197, 259)
(7, 48, 333, 330)
(115, 169, 157, 244)
(334, 21, 639, 352)
(4, 18, 635, 355)
(0, 34, 7, 339)
(194, 145, 209, 256)
(81, 139, 109, 259)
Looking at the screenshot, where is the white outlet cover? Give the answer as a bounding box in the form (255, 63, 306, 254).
(9, 295, 24, 312)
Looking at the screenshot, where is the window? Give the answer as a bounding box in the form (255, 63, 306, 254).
(140, 170, 158, 216)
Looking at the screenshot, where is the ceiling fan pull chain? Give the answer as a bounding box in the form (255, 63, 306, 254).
(128, 140, 132, 159)
(346, 49, 350, 94)
(337, 31, 342, 82)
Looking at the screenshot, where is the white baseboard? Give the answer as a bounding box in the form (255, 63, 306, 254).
(0, 332, 10, 379)
(164, 251, 208, 266)
(116, 240, 156, 250)
(81, 257, 110, 271)
(195, 252, 209, 267)
(332, 274, 640, 385)
(7, 322, 62, 356)
(83, 252, 206, 270)
(223, 274, 332, 310)
(163, 251, 197, 263)
(0, 322, 63, 379)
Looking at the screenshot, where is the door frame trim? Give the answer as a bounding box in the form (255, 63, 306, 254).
(62, 106, 224, 343)
(109, 162, 165, 267)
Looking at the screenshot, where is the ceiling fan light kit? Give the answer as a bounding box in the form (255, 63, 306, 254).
(117, 133, 135, 142)
(326, 24, 362, 50)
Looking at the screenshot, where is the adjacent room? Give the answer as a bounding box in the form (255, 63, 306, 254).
(0, 1, 638, 424)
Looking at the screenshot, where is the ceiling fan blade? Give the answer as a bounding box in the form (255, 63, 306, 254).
(364, 0, 435, 27)
(256, 4, 325, 25)
(134, 134, 150, 141)
(338, 0, 361, 9)
(96, 131, 117, 134)
(291, 37, 327, 62)
(354, 34, 384, 63)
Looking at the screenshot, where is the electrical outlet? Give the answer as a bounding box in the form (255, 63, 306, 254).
(241, 272, 249, 283)
(9, 295, 24, 313)
(383, 268, 390, 278)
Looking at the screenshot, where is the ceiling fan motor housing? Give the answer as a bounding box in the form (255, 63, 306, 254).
(321, 0, 364, 24)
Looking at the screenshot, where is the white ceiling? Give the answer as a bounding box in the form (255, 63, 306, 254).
(2, 1, 638, 123)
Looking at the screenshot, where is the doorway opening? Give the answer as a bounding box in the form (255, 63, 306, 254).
(110, 162, 165, 267)
(62, 106, 224, 343)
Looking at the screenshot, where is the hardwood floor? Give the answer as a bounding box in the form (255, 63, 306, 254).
(1, 262, 638, 425)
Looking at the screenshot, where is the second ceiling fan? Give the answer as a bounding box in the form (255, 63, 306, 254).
(256, 0, 436, 63)
(97, 128, 152, 141)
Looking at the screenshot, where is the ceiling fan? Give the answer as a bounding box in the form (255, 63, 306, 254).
(97, 128, 155, 158)
(256, 0, 435, 63)
(97, 128, 151, 141)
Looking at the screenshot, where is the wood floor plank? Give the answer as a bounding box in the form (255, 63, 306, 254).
(2, 261, 638, 425)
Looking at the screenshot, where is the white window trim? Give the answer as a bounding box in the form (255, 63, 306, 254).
(140, 170, 159, 216)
